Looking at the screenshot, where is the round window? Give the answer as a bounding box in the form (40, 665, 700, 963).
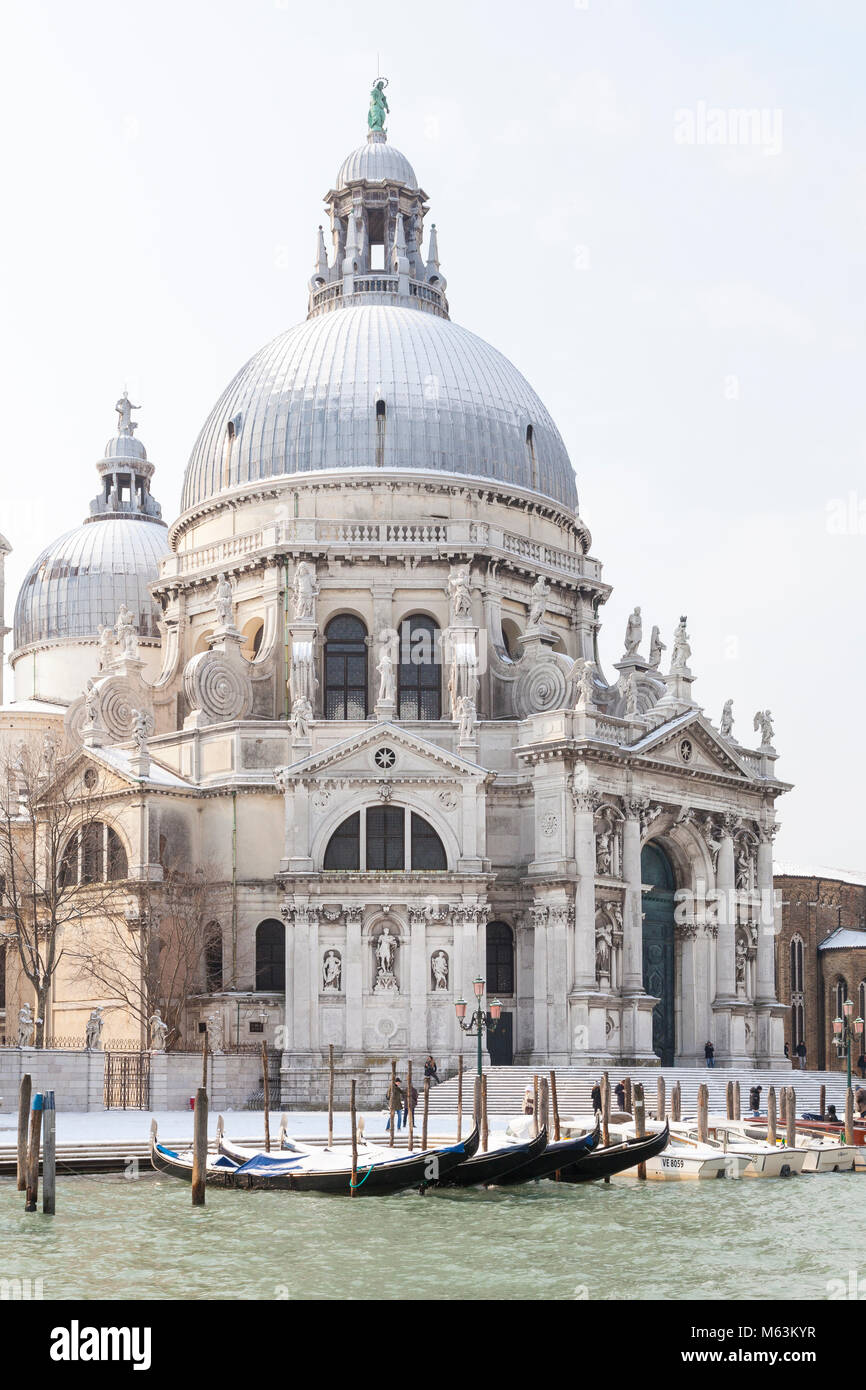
(374, 747, 396, 770)
(83, 767, 98, 789)
(679, 738, 693, 764)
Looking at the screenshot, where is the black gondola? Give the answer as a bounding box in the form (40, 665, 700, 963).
(495, 1122, 601, 1184)
(556, 1120, 670, 1182)
(434, 1123, 549, 1187)
(151, 1123, 479, 1196)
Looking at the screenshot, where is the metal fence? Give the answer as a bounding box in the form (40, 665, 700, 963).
(104, 1052, 151, 1109)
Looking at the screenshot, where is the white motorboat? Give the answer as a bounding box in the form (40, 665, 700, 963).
(607, 1122, 752, 1179)
(672, 1122, 805, 1177)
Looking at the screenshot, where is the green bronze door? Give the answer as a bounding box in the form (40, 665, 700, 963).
(641, 843, 676, 1066)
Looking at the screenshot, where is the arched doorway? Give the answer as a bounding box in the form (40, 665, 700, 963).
(641, 843, 676, 1066)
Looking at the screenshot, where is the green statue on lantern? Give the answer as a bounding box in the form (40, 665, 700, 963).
(368, 78, 389, 132)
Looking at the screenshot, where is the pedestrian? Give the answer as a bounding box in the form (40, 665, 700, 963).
(590, 1080, 602, 1115)
(522, 1086, 534, 1116)
(784, 1041, 789, 1060)
(704, 1040, 715, 1068)
(748, 1084, 762, 1115)
(826, 1104, 840, 1126)
(385, 1074, 405, 1131)
(615, 1080, 626, 1110)
(424, 1055, 440, 1085)
(857, 1052, 866, 1080)
(796, 1040, 807, 1070)
(855, 1086, 866, 1119)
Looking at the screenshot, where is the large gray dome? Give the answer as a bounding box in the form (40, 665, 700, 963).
(13, 517, 168, 650)
(336, 139, 417, 189)
(181, 306, 578, 512)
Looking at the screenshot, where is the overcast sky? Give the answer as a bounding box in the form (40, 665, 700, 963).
(1, 0, 863, 876)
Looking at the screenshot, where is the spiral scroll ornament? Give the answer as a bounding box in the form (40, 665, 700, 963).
(99, 678, 143, 740)
(514, 659, 569, 718)
(183, 651, 252, 722)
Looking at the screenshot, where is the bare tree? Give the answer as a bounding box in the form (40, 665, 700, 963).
(68, 859, 228, 1049)
(0, 734, 127, 1047)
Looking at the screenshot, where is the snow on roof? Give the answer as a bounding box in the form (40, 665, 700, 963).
(774, 862, 866, 889)
(91, 743, 192, 789)
(818, 927, 866, 951)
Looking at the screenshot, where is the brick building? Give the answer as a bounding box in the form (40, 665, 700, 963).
(775, 867, 866, 1072)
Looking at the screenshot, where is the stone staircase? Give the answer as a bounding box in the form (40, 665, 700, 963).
(425, 1064, 853, 1117)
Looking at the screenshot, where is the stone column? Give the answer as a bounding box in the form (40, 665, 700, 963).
(280, 901, 294, 1047)
(409, 907, 427, 1051)
(756, 833, 777, 1003)
(532, 905, 549, 1056)
(307, 909, 319, 1053)
(548, 905, 570, 1060)
(715, 816, 737, 1000)
(345, 905, 363, 1052)
(572, 791, 597, 989)
(292, 906, 311, 1051)
(622, 805, 644, 992)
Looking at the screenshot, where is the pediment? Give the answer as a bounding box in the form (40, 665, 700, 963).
(279, 722, 488, 784)
(630, 714, 759, 781)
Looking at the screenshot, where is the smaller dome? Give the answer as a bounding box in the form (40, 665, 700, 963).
(103, 433, 147, 463)
(336, 132, 417, 190)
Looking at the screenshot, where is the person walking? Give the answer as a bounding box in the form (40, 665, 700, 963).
(704, 1040, 715, 1068)
(615, 1080, 626, 1111)
(424, 1055, 440, 1085)
(748, 1084, 762, 1115)
(385, 1074, 405, 1131)
(590, 1080, 602, 1115)
(796, 1040, 807, 1071)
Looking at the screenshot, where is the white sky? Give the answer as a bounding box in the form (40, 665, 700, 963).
(1, 0, 864, 875)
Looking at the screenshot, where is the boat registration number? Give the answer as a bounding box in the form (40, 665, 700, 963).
(662, 1156, 684, 1168)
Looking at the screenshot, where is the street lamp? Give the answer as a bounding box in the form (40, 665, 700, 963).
(455, 976, 502, 1077)
(832, 999, 864, 1092)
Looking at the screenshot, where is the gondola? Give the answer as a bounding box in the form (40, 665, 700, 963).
(151, 1121, 479, 1195)
(495, 1122, 601, 1184)
(556, 1121, 670, 1182)
(433, 1123, 549, 1187)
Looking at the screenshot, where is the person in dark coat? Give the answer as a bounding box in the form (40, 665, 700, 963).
(386, 1075, 405, 1131)
(704, 1041, 715, 1068)
(615, 1081, 626, 1110)
(590, 1081, 602, 1115)
(855, 1086, 866, 1118)
(826, 1104, 841, 1125)
(857, 1053, 866, 1080)
(424, 1056, 440, 1084)
(748, 1085, 762, 1114)
(796, 1040, 807, 1070)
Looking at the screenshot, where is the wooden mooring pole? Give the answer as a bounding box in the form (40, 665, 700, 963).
(422, 1077, 430, 1151)
(481, 1074, 488, 1153)
(191, 1086, 208, 1207)
(726, 1080, 734, 1120)
(786, 1087, 796, 1149)
(780, 1086, 787, 1124)
(539, 1076, 550, 1136)
(532, 1074, 539, 1137)
(388, 1058, 396, 1146)
(624, 1075, 633, 1114)
(657, 1075, 666, 1121)
(17, 1073, 31, 1192)
(845, 1087, 855, 1146)
(42, 1091, 56, 1216)
(350, 1080, 358, 1197)
(261, 1040, 271, 1152)
(767, 1086, 777, 1146)
(328, 1044, 335, 1148)
(25, 1091, 43, 1213)
(407, 1060, 414, 1152)
(201, 1034, 208, 1089)
(697, 1083, 709, 1143)
(634, 1083, 647, 1180)
(733, 1080, 741, 1122)
(456, 1056, 463, 1141)
(601, 1074, 610, 1149)
(549, 1070, 561, 1142)
(672, 1081, 681, 1123)
(819, 1083, 826, 1121)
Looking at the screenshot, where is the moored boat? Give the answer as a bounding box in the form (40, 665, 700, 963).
(433, 1124, 549, 1187)
(494, 1124, 600, 1185)
(556, 1122, 670, 1183)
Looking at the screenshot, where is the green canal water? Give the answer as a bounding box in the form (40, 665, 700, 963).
(3, 1171, 864, 1301)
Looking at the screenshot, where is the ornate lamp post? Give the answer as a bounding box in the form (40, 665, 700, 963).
(455, 976, 502, 1077)
(832, 998, 864, 1092)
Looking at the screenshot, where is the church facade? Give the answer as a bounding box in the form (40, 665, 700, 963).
(1, 95, 791, 1082)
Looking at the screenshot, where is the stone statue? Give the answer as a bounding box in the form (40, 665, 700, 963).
(623, 669, 639, 717)
(595, 918, 613, 981)
(132, 708, 149, 753)
(115, 603, 138, 659)
(735, 936, 747, 993)
(205, 1013, 223, 1054)
(753, 709, 775, 747)
(575, 661, 595, 708)
(289, 695, 313, 740)
(376, 647, 396, 703)
(85, 1007, 104, 1050)
(292, 561, 318, 620)
(83, 678, 99, 728)
(97, 623, 115, 670)
(368, 78, 389, 132)
(457, 693, 476, 741)
(670, 615, 691, 674)
(214, 572, 233, 627)
(374, 925, 399, 992)
(322, 950, 342, 992)
(624, 606, 642, 657)
(17, 1002, 38, 1047)
(115, 390, 140, 436)
(735, 843, 752, 890)
(720, 699, 734, 738)
(596, 821, 613, 876)
(149, 1009, 168, 1051)
(448, 564, 472, 620)
(648, 626, 665, 669)
(528, 574, 550, 628)
(431, 950, 449, 991)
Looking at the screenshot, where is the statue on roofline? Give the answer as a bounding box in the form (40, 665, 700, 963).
(368, 79, 389, 132)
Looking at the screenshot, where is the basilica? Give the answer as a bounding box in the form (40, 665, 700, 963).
(0, 91, 791, 1083)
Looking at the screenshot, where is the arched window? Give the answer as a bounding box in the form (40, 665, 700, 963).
(398, 615, 441, 720)
(255, 920, 285, 992)
(324, 615, 368, 719)
(60, 824, 128, 886)
(204, 924, 223, 993)
(323, 808, 447, 872)
(789, 936, 805, 1052)
(833, 978, 849, 1057)
(487, 921, 514, 995)
(790, 936, 804, 993)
